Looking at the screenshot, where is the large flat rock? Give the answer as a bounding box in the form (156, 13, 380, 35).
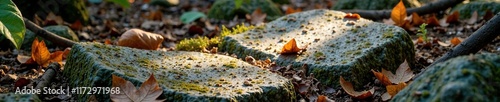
(220, 9, 415, 87)
(393, 53, 500, 102)
(63, 42, 295, 101)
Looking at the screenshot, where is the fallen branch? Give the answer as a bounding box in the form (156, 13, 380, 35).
(23, 18, 76, 48)
(340, 0, 464, 20)
(35, 63, 60, 90)
(415, 12, 500, 79)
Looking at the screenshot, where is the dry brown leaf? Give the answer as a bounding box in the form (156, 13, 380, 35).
(381, 92, 392, 101)
(317, 95, 326, 102)
(44, 12, 64, 25)
(450, 37, 461, 46)
(340, 76, 374, 99)
(62, 48, 71, 59)
(49, 51, 64, 63)
(280, 38, 302, 54)
(148, 9, 163, 21)
(372, 69, 392, 86)
(104, 39, 113, 45)
(426, 14, 440, 27)
(411, 12, 424, 26)
(345, 13, 361, 20)
(117, 29, 164, 50)
(416, 37, 424, 44)
(285, 7, 302, 14)
(446, 11, 460, 23)
(385, 60, 414, 84)
(111, 74, 164, 102)
(484, 9, 493, 21)
(386, 83, 407, 96)
(391, 0, 407, 26)
(250, 8, 267, 25)
(467, 11, 479, 25)
(70, 20, 82, 30)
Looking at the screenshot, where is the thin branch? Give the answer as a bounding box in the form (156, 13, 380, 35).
(23, 18, 76, 48)
(339, 0, 465, 20)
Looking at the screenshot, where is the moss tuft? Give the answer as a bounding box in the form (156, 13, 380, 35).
(176, 24, 254, 51)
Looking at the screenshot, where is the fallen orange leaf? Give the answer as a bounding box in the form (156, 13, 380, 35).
(345, 13, 361, 20)
(286, 7, 302, 14)
(111, 73, 164, 102)
(317, 95, 327, 102)
(62, 48, 71, 59)
(340, 76, 374, 99)
(416, 36, 424, 44)
(280, 38, 302, 54)
(446, 11, 460, 24)
(391, 0, 407, 26)
(32, 38, 51, 67)
(372, 69, 392, 86)
(117, 29, 164, 50)
(411, 12, 424, 26)
(386, 82, 407, 96)
(450, 37, 461, 46)
(426, 14, 440, 27)
(105, 39, 113, 45)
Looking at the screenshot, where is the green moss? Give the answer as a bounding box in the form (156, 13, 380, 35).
(314, 52, 324, 58)
(164, 80, 210, 93)
(251, 79, 264, 84)
(383, 30, 394, 38)
(234, 89, 244, 94)
(359, 33, 367, 38)
(223, 60, 238, 68)
(177, 24, 254, 51)
(124, 72, 135, 77)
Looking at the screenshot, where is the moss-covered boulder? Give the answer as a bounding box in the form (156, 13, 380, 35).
(393, 53, 500, 101)
(451, 1, 500, 19)
(22, 25, 79, 50)
(332, 0, 420, 10)
(13, 0, 89, 25)
(63, 42, 295, 101)
(207, 0, 283, 20)
(0, 93, 41, 102)
(219, 9, 415, 88)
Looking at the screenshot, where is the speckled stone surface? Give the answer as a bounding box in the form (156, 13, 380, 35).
(63, 42, 295, 102)
(220, 9, 415, 88)
(0, 93, 40, 102)
(393, 53, 500, 102)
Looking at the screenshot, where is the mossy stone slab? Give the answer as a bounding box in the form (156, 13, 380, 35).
(393, 53, 500, 102)
(63, 42, 295, 102)
(0, 93, 41, 102)
(219, 9, 415, 88)
(207, 0, 283, 20)
(22, 25, 79, 50)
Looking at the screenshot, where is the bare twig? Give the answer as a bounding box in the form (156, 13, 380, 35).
(339, 0, 465, 20)
(23, 18, 76, 48)
(35, 63, 60, 90)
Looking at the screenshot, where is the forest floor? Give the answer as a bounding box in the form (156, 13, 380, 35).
(0, 0, 499, 101)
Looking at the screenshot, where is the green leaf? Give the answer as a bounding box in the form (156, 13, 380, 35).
(180, 11, 206, 24)
(107, 0, 131, 8)
(0, 0, 25, 49)
(235, 0, 243, 9)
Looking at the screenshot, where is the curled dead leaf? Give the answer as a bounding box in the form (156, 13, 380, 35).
(117, 29, 164, 50)
(280, 38, 302, 54)
(385, 60, 414, 84)
(345, 13, 361, 20)
(437, 41, 450, 47)
(426, 14, 440, 27)
(340, 76, 374, 99)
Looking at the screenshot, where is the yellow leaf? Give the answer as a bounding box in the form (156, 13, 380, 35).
(339, 76, 374, 99)
(280, 38, 302, 54)
(391, 0, 406, 26)
(386, 82, 407, 96)
(117, 29, 164, 50)
(32, 38, 51, 67)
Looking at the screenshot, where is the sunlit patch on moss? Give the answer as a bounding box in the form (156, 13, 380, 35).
(223, 60, 238, 68)
(176, 24, 255, 51)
